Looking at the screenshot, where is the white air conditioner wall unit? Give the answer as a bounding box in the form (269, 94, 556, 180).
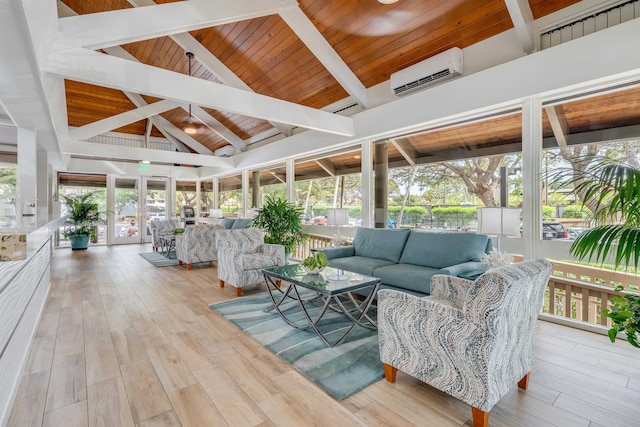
(390, 47, 463, 96)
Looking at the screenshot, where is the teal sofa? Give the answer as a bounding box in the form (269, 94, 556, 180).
(221, 218, 254, 229)
(318, 228, 492, 296)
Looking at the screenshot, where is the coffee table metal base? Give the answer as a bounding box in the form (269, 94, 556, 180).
(159, 234, 176, 258)
(262, 274, 378, 348)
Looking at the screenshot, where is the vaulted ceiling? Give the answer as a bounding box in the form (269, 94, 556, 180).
(56, 0, 579, 154)
(3, 0, 640, 181)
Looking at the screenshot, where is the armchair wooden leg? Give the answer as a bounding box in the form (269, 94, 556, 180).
(518, 372, 530, 390)
(219, 280, 225, 288)
(383, 364, 397, 383)
(178, 260, 183, 266)
(472, 407, 489, 427)
(235, 287, 243, 297)
(187, 263, 192, 270)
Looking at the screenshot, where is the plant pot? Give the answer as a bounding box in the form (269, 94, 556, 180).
(68, 234, 91, 250)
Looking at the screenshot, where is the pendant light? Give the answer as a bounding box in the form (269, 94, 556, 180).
(183, 51, 198, 135)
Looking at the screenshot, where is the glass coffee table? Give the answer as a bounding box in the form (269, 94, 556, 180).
(262, 264, 380, 348)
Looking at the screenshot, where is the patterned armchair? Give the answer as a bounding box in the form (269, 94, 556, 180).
(216, 228, 285, 297)
(378, 259, 553, 427)
(149, 219, 181, 252)
(175, 223, 225, 270)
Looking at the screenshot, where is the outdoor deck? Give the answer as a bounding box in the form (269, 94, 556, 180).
(7, 243, 640, 427)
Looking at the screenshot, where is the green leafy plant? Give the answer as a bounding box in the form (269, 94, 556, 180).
(603, 286, 640, 348)
(252, 195, 308, 255)
(548, 156, 640, 347)
(60, 191, 107, 239)
(302, 251, 328, 271)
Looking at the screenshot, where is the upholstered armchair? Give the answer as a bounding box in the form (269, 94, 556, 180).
(149, 219, 181, 252)
(175, 223, 225, 270)
(216, 228, 285, 297)
(378, 259, 553, 427)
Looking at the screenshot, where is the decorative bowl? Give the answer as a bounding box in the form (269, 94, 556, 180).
(301, 265, 325, 275)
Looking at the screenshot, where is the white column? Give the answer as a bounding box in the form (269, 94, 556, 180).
(361, 140, 373, 228)
(37, 148, 49, 223)
(195, 180, 201, 216)
(169, 177, 177, 219)
(521, 97, 543, 260)
(17, 128, 37, 229)
(212, 177, 219, 209)
(286, 158, 295, 203)
(241, 169, 249, 218)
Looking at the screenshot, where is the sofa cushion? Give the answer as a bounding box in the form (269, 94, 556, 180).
(373, 263, 441, 295)
(353, 228, 410, 263)
(222, 218, 236, 229)
(328, 256, 395, 277)
(399, 231, 489, 269)
(232, 218, 254, 229)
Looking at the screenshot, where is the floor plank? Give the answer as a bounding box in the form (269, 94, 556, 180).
(8, 244, 640, 427)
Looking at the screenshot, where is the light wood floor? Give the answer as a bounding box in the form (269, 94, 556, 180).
(8, 244, 640, 427)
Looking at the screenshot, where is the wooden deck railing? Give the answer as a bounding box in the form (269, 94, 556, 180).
(296, 235, 639, 331)
(293, 234, 352, 261)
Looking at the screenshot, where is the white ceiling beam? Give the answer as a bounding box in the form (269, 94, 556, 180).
(62, 140, 233, 168)
(121, 92, 194, 153)
(188, 106, 245, 150)
(164, 32, 293, 138)
(389, 138, 417, 166)
(58, 5, 245, 154)
(505, 0, 535, 54)
(314, 158, 335, 176)
(144, 119, 153, 148)
(66, 158, 217, 179)
(102, 44, 245, 150)
(268, 171, 286, 184)
(123, 94, 213, 155)
(279, 7, 368, 108)
(43, 49, 356, 137)
(69, 100, 179, 141)
(125, 0, 294, 137)
(544, 105, 569, 146)
(55, 0, 298, 51)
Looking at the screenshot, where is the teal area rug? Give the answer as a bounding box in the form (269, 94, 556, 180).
(139, 251, 179, 267)
(209, 292, 383, 400)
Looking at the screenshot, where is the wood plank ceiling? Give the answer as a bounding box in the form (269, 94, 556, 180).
(61, 0, 616, 176)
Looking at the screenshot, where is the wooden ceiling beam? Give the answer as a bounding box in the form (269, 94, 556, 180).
(69, 100, 179, 141)
(504, 0, 535, 54)
(389, 138, 417, 166)
(55, 0, 298, 51)
(43, 49, 356, 137)
(279, 7, 368, 108)
(544, 105, 569, 147)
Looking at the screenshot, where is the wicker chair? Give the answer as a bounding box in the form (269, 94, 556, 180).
(378, 259, 553, 427)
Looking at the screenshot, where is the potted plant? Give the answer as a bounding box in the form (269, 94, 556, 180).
(60, 191, 107, 250)
(252, 195, 308, 262)
(549, 156, 640, 347)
